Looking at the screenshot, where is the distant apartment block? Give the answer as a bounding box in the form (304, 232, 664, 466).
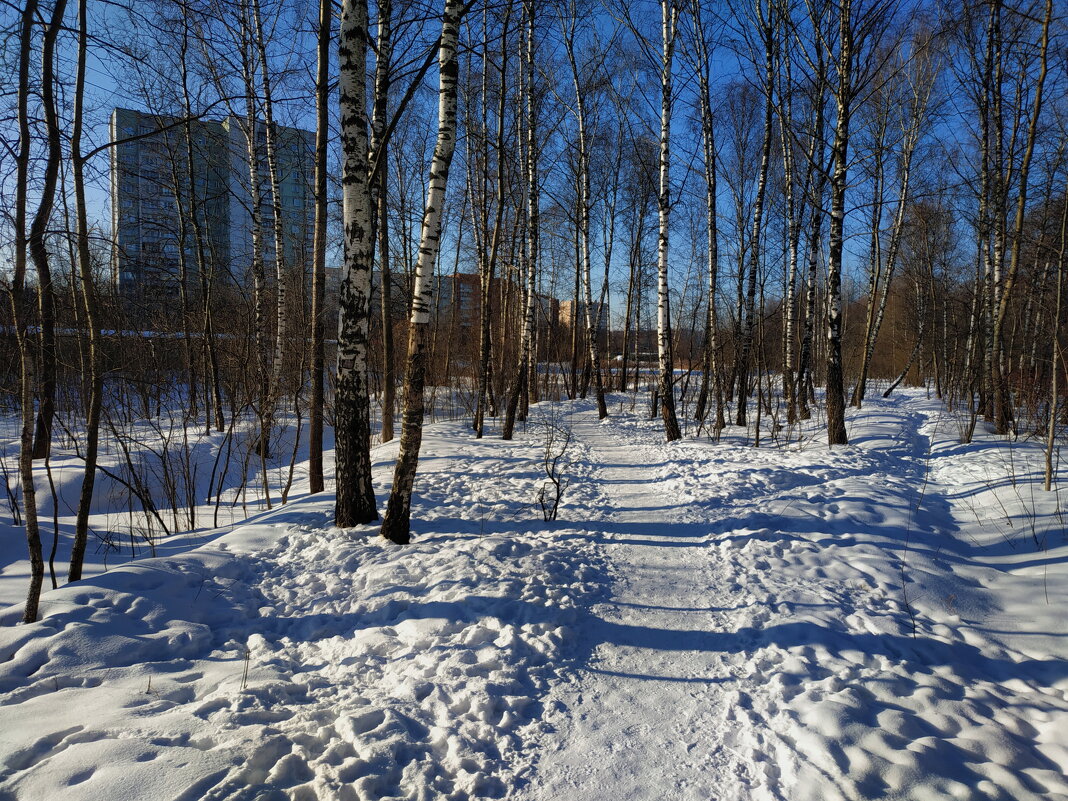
(435, 273, 560, 339)
(558, 299, 608, 337)
(110, 107, 314, 299)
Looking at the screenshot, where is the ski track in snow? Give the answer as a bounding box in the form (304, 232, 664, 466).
(1, 391, 1067, 800)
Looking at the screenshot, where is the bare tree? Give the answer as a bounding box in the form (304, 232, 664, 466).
(990, 0, 1053, 434)
(380, 0, 464, 543)
(68, 0, 102, 584)
(250, 0, 293, 444)
(732, 0, 775, 429)
(852, 29, 936, 408)
(308, 0, 331, 494)
(503, 0, 540, 440)
(335, 0, 380, 526)
(28, 0, 69, 460)
(1046, 189, 1066, 491)
(561, 0, 608, 420)
(689, 0, 724, 432)
(9, 0, 44, 623)
(655, 0, 682, 440)
(371, 0, 396, 444)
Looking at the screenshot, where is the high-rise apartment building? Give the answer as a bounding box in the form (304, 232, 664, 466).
(110, 107, 314, 299)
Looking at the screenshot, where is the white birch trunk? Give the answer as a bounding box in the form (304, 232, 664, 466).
(656, 0, 681, 441)
(251, 0, 290, 425)
(825, 0, 851, 446)
(381, 0, 463, 543)
(335, 0, 378, 526)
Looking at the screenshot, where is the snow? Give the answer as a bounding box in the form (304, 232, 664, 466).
(0, 407, 323, 610)
(1, 390, 1067, 800)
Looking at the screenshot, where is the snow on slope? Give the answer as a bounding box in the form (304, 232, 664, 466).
(0, 409, 335, 610)
(0, 414, 604, 801)
(1, 390, 1067, 801)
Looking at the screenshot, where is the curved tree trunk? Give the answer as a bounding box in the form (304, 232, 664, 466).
(29, 0, 69, 461)
(69, 0, 103, 584)
(381, 0, 463, 544)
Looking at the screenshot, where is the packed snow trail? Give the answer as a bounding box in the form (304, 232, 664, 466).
(517, 397, 1068, 801)
(512, 410, 762, 800)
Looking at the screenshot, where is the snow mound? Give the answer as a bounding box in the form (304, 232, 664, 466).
(0, 417, 604, 801)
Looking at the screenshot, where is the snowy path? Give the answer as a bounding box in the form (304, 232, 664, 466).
(518, 400, 1068, 801)
(514, 413, 750, 800)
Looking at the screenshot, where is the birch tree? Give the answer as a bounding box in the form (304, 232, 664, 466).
(990, 0, 1052, 434)
(794, 1, 830, 423)
(1045, 187, 1066, 491)
(689, 0, 724, 432)
(851, 30, 935, 408)
(503, 0, 540, 440)
(381, 0, 464, 544)
(335, 0, 379, 526)
(733, 0, 775, 429)
(656, 0, 682, 441)
(824, 0, 858, 446)
(473, 3, 514, 437)
(250, 0, 293, 438)
(562, 0, 608, 420)
(370, 0, 395, 444)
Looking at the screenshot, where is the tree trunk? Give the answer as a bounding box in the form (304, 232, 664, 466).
(251, 0, 292, 428)
(824, 0, 851, 446)
(308, 0, 331, 493)
(991, 0, 1051, 435)
(734, 3, 774, 429)
(656, 0, 681, 442)
(335, 0, 379, 526)
(11, 0, 42, 622)
(371, 0, 395, 444)
(29, 0, 69, 461)
(237, 11, 273, 501)
(1045, 191, 1066, 491)
(69, 0, 103, 584)
(381, 0, 463, 544)
(563, 13, 607, 420)
(504, 0, 539, 441)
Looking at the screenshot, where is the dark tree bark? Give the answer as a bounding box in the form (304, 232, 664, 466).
(69, 0, 102, 584)
(308, 0, 331, 493)
(29, 0, 70, 461)
(370, 0, 395, 445)
(11, 0, 43, 623)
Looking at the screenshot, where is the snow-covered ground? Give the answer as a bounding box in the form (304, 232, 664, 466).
(1, 390, 1066, 800)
